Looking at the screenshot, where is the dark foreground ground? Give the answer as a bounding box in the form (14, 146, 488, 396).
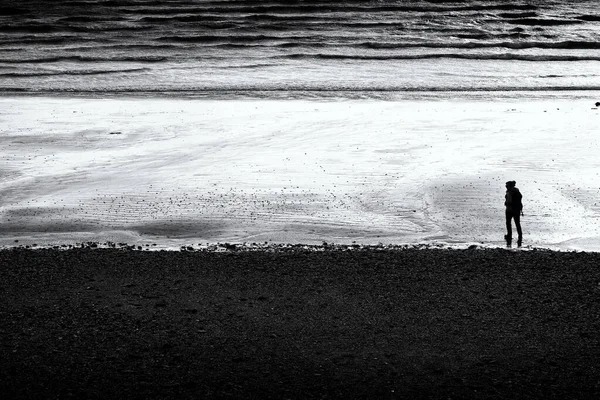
(1, 246, 600, 399)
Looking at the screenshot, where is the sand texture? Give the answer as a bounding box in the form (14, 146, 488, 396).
(2, 247, 600, 399)
(2, 97, 600, 251)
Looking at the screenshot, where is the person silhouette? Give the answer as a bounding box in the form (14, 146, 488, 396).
(504, 180, 523, 248)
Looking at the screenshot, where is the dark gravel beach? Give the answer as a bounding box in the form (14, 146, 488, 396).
(2, 246, 600, 399)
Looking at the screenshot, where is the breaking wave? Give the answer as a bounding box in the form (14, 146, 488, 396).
(282, 53, 600, 62)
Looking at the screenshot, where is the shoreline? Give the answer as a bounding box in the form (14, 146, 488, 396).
(0, 240, 588, 253)
(2, 247, 600, 399)
(2, 89, 600, 101)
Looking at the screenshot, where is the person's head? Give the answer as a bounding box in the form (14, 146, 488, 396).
(505, 180, 516, 189)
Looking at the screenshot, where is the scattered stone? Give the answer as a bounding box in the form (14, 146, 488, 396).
(3, 246, 600, 399)
(154, 300, 168, 308)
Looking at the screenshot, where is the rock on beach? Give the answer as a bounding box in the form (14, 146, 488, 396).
(1, 247, 600, 399)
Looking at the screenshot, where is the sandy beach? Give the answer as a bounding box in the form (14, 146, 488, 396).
(2, 246, 600, 399)
(2, 96, 600, 251)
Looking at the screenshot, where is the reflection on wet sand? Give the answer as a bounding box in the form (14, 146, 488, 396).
(2, 97, 600, 250)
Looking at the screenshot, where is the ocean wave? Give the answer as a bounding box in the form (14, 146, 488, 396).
(498, 12, 539, 19)
(1, 56, 167, 64)
(67, 43, 184, 51)
(32, 0, 171, 7)
(0, 23, 153, 34)
(221, 63, 277, 70)
(207, 42, 326, 50)
(0, 6, 29, 15)
(200, 39, 600, 51)
(283, 53, 600, 62)
(139, 16, 241, 30)
(0, 68, 150, 78)
(57, 16, 112, 23)
(576, 15, 600, 22)
(361, 40, 600, 50)
(0, 37, 99, 46)
(3, 87, 600, 99)
(243, 14, 330, 22)
(502, 18, 583, 26)
(155, 35, 314, 44)
(139, 16, 223, 23)
(119, 3, 537, 15)
(141, 14, 324, 25)
(0, 24, 64, 34)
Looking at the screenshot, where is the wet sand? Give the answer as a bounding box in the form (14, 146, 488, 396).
(2, 96, 600, 251)
(2, 246, 600, 399)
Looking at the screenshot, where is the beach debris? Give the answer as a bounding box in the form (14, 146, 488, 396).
(109, 131, 122, 135)
(596, 102, 600, 107)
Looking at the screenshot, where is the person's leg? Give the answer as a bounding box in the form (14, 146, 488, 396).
(514, 213, 522, 247)
(505, 210, 512, 247)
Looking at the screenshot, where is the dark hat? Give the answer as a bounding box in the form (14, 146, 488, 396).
(505, 180, 516, 187)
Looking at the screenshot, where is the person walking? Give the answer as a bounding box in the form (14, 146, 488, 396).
(504, 180, 523, 248)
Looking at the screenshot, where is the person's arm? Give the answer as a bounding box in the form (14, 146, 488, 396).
(520, 194, 524, 215)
